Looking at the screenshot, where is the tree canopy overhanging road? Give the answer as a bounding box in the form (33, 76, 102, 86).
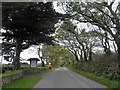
(1, 1, 119, 89)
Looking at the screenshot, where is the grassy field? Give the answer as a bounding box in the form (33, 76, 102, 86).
(69, 67, 119, 90)
(2, 76, 41, 90)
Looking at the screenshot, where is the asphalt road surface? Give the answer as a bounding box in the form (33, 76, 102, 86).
(33, 67, 109, 88)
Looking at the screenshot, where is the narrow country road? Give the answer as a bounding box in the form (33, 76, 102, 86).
(33, 67, 109, 89)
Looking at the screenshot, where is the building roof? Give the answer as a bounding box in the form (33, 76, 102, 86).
(27, 58, 40, 61)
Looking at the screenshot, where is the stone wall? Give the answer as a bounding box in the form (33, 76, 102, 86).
(2, 72, 23, 85)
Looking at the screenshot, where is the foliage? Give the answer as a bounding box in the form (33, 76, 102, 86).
(60, 1, 120, 55)
(2, 76, 41, 89)
(1, 70, 22, 77)
(55, 20, 103, 62)
(55, 2, 120, 87)
(1, 66, 49, 76)
(2, 2, 61, 45)
(2, 2, 64, 69)
(2, 64, 14, 71)
(20, 63, 29, 69)
(42, 43, 75, 66)
(22, 67, 48, 75)
(69, 67, 119, 90)
(71, 53, 119, 81)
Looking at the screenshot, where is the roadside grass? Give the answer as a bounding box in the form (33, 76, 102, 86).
(2, 76, 41, 90)
(69, 67, 119, 90)
(1, 67, 53, 90)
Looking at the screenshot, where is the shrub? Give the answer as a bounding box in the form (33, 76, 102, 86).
(2, 70, 23, 85)
(73, 53, 118, 81)
(22, 67, 48, 75)
(2, 64, 14, 71)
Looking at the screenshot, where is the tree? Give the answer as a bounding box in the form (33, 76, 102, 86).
(42, 43, 75, 66)
(59, 3, 120, 83)
(2, 2, 64, 70)
(100, 31, 112, 55)
(36, 44, 45, 67)
(59, 2, 120, 87)
(62, 1, 120, 56)
(55, 20, 82, 62)
(55, 20, 102, 61)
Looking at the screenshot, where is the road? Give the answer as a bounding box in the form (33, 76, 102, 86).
(33, 67, 109, 88)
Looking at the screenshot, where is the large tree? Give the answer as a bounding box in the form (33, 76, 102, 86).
(55, 20, 102, 62)
(2, 2, 64, 70)
(59, 1, 120, 87)
(63, 1, 120, 54)
(58, 1, 120, 74)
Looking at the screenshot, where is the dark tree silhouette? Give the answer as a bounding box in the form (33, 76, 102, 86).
(2, 2, 64, 70)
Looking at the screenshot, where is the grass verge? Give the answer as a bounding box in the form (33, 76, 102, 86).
(68, 67, 119, 90)
(2, 76, 41, 90)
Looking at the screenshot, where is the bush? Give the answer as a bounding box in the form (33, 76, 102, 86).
(2, 70, 23, 85)
(73, 53, 119, 81)
(2, 69, 6, 73)
(2, 70, 23, 77)
(22, 67, 48, 75)
(2, 64, 14, 71)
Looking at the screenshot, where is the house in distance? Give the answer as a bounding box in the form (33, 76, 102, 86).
(27, 58, 40, 67)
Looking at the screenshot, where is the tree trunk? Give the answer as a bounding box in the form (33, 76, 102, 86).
(113, 42, 117, 53)
(67, 47, 79, 62)
(13, 38, 22, 70)
(40, 56, 44, 67)
(101, 34, 111, 56)
(89, 44, 92, 61)
(46, 60, 49, 65)
(114, 35, 120, 57)
(74, 52, 79, 62)
(83, 50, 87, 61)
(74, 32, 87, 61)
(115, 39, 120, 55)
(82, 45, 87, 61)
(114, 35, 120, 89)
(117, 46, 120, 89)
(41, 61, 45, 67)
(80, 50, 83, 60)
(38, 45, 45, 67)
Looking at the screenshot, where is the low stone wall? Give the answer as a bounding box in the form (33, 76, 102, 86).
(2, 72, 23, 85)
